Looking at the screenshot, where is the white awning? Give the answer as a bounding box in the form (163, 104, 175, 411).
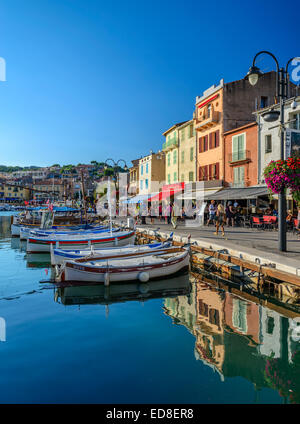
(176, 188, 222, 201)
(124, 192, 159, 204)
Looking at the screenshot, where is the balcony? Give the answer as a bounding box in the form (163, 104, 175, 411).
(195, 111, 219, 131)
(162, 136, 178, 151)
(228, 150, 251, 165)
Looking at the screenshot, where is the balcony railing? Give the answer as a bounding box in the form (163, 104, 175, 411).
(162, 136, 178, 151)
(195, 111, 219, 131)
(228, 150, 251, 164)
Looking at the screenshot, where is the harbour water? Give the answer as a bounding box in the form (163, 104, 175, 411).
(0, 213, 299, 404)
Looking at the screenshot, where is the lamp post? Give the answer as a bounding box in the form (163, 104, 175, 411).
(104, 159, 128, 191)
(245, 51, 298, 252)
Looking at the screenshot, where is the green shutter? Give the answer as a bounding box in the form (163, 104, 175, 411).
(190, 147, 194, 161)
(234, 167, 245, 187)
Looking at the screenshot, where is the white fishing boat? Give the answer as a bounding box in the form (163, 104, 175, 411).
(50, 240, 173, 266)
(58, 247, 190, 284)
(27, 229, 135, 253)
(19, 225, 113, 241)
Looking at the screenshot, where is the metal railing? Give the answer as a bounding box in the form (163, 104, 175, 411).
(228, 150, 250, 163)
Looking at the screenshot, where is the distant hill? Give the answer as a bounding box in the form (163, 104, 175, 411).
(0, 165, 42, 173)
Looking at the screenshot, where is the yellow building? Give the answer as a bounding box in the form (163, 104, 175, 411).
(0, 183, 30, 201)
(163, 121, 187, 185)
(178, 120, 196, 183)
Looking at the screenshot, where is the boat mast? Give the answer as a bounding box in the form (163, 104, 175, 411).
(80, 170, 88, 224)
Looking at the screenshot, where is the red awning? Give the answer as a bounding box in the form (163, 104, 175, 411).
(149, 183, 185, 202)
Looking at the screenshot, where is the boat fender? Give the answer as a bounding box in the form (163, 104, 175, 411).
(139, 282, 149, 294)
(138, 272, 149, 283)
(104, 272, 110, 286)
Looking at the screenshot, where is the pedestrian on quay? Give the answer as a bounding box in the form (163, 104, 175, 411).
(207, 200, 216, 226)
(226, 201, 235, 227)
(158, 203, 162, 221)
(214, 202, 225, 237)
(166, 202, 172, 225)
(171, 203, 177, 229)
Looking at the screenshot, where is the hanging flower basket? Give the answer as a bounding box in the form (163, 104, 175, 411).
(263, 158, 300, 203)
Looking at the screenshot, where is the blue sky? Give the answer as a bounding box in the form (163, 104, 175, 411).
(0, 0, 299, 167)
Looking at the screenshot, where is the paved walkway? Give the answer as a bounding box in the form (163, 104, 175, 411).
(115, 217, 300, 275)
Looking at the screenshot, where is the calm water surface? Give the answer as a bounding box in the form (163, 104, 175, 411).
(0, 213, 299, 404)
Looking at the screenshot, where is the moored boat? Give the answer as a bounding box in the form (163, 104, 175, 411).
(58, 247, 190, 284)
(19, 224, 114, 240)
(50, 241, 173, 266)
(27, 230, 135, 253)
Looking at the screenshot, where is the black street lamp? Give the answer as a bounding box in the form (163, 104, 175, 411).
(104, 158, 128, 192)
(245, 51, 299, 252)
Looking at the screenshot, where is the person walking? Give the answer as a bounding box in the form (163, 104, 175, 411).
(171, 206, 177, 229)
(207, 200, 216, 226)
(226, 201, 235, 227)
(214, 202, 225, 237)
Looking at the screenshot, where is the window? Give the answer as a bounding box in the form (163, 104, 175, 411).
(167, 174, 171, 184)
(141, 165, 143, 175)
(265, 135, 272, 153)
(181, 128, 185, 141)
(173, 150, 177, 164)
(189, 172, 194, 182)
(167, 153, 171, 166)
(232, 298, 247, 334)
(140, 180, 143, 189)
(145, 179, 148, 189)
(291, 113, 300, 130)
(190, 147, 194, 161)
(181, 151, 185, 163)
(199, 135, 209, 153)
(173, 172, 177, 182)
(207, 104, 211, 118)
(189, 124, 194, 138)
(266, 316, 275, 335)
(146, 163, 148, 173)
(232, 133, 245, 161)
(260, 96, 268, 108)
(233, 166, 245, 188)
(199, 166, 208, 181)
(181, 173, 185, 182)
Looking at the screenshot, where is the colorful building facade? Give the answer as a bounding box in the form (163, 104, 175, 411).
(224, 122, 258, 188)
(138, 151, 165, 195)
(178, 120, 196, 183)
(163, 122, 187, 186)
(195, 72, 278, 187)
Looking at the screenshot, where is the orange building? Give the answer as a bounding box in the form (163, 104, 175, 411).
(195, 72, 277, 187)
(224, 122, 258, 188)
(224, 293, 261, 346)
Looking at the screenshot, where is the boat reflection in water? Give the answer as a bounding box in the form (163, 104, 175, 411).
(164, 273, 300, 404)
(55, 274, 191, 307)
(26, 253, 51, 269)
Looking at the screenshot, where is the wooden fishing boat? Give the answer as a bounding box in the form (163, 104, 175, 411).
(19, 225, 113, 240)
(50, 241, 173, 266)
(27, 230, 135, 253)
(58, 247, 190, 284)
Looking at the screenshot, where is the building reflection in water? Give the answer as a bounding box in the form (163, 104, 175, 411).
(164, 275, 300, 403)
